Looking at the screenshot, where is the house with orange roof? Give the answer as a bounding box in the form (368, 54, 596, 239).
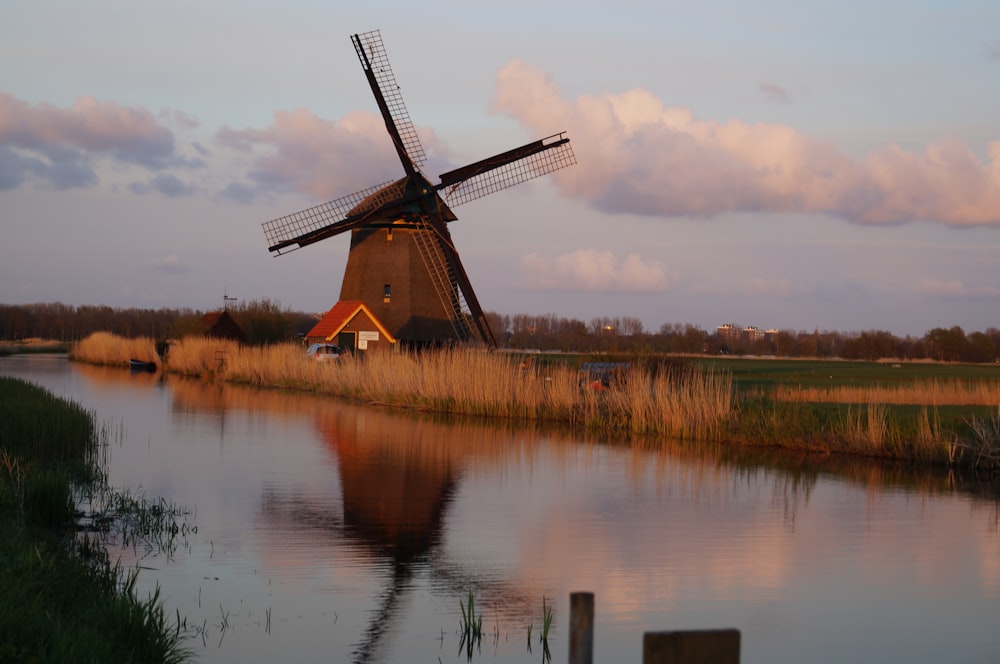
(305, 300, 397, 352)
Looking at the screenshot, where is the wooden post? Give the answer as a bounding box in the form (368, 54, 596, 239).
(568, 592, 594, 664)
(642, 629, 740, 664)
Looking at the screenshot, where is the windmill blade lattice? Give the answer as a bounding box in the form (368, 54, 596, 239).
(353, 30, 427, 171)
(262, 181, 395, 254)
(441, 133, 576, 207)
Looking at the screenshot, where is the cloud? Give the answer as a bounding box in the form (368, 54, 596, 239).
(149, 253, 189, 274)
(128, 173, 198, 197)
(518, 249, 673, 293)
(914, 278, 1000, 298)
(492, 61, 1000, 227)
(216, 108, 412, 201)
(759, 82, 791, 104)
(0, 93, 181, 190)
(161, 109, 200, 130)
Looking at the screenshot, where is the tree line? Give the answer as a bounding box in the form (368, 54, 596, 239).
(0, 301, 315, 347)
(2, 302, 998, 363)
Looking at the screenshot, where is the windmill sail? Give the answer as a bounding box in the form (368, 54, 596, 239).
(352, 30, 426, 174)
(440, 133, 576, 206)
(262, 181, 397, 254)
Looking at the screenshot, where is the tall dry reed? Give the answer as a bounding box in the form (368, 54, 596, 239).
(839, 403, 891, 453)
(162, 339, 735, 438)
(600, 366, 734, 438)
(70, 332, 158, 367)
(773, 380, 1000, 406)
(164, 336, 241, 376)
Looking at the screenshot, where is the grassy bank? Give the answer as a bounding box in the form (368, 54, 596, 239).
(71, 334, 1000, 470)
(0, 338, 69, 356)
(0, 377, 188, 663)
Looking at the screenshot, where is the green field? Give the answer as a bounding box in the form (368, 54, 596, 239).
(690, 357, 1000, 391)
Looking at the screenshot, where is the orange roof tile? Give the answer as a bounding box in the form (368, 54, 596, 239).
(306, 300, 396, 343)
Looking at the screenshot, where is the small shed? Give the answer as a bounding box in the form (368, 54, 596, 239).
(305, 300, 397, 353)
(197, 310, 249, 344)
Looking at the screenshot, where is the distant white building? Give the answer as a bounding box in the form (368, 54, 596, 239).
(717, 323, 742, 343)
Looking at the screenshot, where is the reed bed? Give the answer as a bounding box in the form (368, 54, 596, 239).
(71, 335, 1000, 469)
(71, 331, 158, 367)
(0, 377, 188, 662)
(598, 366, 734, 438)
(164, 336, 241, 376)
(161, 339, 736, 438)
(772, 379, 1000, 406)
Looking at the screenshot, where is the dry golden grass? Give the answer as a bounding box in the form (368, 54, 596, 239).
(602, 367, 734, 439)
(157, 339, 736, 439)
(164, 336, 242, 376)
(69, 332, 158, 367)
(772, 380, 1000, 406)
(71, 335, 1000, 467)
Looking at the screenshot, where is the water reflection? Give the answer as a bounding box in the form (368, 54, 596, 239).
(165, 372, 1000, 663)
(3, 355, 1000, 664)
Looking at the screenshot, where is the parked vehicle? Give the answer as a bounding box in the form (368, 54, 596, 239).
(306, 343, 344, 361)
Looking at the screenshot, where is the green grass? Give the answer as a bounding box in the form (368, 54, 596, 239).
(458, 590, 483, 659)
(692, 357, 1000, 391)
(0, 377, 190, 663)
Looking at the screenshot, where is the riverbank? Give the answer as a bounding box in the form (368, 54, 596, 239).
(71, 333, 1000, 471)
(0, 338, 69, 356)
(0, 377, 189, 663)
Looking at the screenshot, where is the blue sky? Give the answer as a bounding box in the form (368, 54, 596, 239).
(2, 0, 999, 336)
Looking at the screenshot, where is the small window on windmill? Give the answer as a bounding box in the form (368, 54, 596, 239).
(386, 227, 393, 243)
(383, 284, 391, 303)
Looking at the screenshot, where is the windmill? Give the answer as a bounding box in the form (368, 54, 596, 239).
(261, 30, 575, 347)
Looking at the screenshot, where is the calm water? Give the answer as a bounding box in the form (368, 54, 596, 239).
(3, 354, 1000, 663)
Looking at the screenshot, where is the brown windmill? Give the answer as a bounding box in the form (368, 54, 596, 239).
(262, 30, 575, 347)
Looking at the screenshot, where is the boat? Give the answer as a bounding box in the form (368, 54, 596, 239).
(129, 359, 157, 372)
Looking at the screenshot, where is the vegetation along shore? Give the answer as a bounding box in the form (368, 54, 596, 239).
(69, 332, 1000, 472)
(0, 376, 189, 663)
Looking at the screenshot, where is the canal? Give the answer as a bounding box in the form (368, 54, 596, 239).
(2, 354, 999, 663)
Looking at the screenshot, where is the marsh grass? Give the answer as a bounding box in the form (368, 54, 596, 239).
(773, 380, 1000, 406)
(540, 595, 554, 662)
(77, 335, 1000, 470)
(71, 331, 159, 368)
(0, 377, 189, 662)
(840, 403, 892, 453)
(164, 339, 737, 440)
(165, 336, 241, 377)
(0, 339, 69, 356)
(458, 591, 483, 659)
(79, 486, 195, 560)
(961, 407, 1000, 466)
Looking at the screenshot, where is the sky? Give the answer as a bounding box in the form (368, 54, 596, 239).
(2, 0, 999, 337)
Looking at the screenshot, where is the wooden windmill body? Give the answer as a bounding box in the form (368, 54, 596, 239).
(262, 30, 575, 347)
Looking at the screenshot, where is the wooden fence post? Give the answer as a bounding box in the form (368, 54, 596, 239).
(568, 592, 594, 664)
(642, 629, 740, 664)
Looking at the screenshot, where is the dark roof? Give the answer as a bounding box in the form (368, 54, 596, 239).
(197, 310, 249, 343)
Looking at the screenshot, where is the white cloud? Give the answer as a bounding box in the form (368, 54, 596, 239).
(217, 109, 426, 201)
(149, 253, 188, 274)
(914, 278, 1000, 298)
(492, 61, 1000, 227)
(517, 249, 673, 293)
